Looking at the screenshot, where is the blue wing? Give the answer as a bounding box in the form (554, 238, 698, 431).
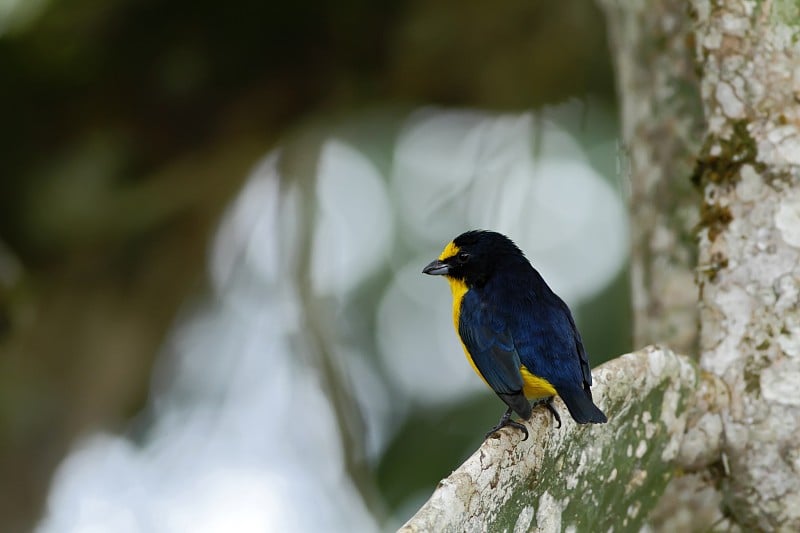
(511, 285, 589, 390)
(458, 269, 604, 424)
(457, 290, 525, 395)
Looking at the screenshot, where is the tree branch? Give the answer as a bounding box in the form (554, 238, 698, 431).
(400, 346, 699, 532)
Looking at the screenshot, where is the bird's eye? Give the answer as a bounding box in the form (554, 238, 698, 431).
(457, 252, 470, 263)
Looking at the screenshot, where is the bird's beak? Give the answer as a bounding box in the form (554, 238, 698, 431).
(422, 259, 450, 276)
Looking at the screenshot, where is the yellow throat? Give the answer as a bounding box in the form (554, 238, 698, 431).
(438, 242, 482, 381)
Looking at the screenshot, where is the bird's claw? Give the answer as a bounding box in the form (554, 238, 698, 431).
(540, 397, 562, 428)
(485, 399, 561, 441)
(485, 408, 529, 441)
(485, 420, 529, 441)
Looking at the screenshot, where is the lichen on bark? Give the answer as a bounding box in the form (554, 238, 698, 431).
(692, 0, 800, 529)
(400, 347, 698, 533)
(599, 0, 800, 529)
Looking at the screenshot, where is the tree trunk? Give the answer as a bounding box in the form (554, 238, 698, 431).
(601, 0, 704, 355)
(691, 0, 800, 529)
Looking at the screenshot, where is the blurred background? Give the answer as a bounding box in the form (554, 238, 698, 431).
(0, 0, 632, 531)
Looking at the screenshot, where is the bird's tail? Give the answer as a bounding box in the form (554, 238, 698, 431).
(558, 386, 607, 424)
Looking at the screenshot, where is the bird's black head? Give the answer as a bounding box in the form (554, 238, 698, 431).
(422, 230, 526, 287)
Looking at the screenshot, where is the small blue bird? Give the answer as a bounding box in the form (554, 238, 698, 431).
(423, 230, 607, 440)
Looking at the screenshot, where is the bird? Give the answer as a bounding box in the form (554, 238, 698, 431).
(422, 230, 607, 441)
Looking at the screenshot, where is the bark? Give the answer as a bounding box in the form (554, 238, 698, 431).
(692, 0, 800, 529)
(597, 1, 715, 530)
(400, 347, 700, 532)
(607, 0, 800, 529)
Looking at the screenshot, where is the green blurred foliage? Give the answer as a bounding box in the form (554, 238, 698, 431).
(0, 0, 618, 530)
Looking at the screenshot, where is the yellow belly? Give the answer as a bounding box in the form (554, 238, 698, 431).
(520, 366, 557, 399)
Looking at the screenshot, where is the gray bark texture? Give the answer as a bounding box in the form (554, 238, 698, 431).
(401, 0, 800, 531)
(691, 0, 800, 529)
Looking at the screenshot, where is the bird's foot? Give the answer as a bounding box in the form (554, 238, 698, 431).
(485, 407, 529, 441)
(539, 397, 562, 428)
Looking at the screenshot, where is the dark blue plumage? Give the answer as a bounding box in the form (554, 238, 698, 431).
(423, 230, 607, 439)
